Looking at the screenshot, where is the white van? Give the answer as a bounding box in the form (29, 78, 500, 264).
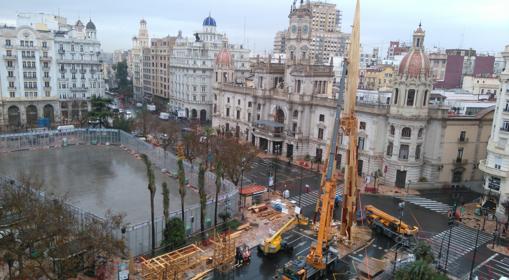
(159, 112, 170, 120)
(57, 125, 75, 131)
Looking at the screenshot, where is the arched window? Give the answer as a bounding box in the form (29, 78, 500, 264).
(418, 128, 423, 138)
(394, 88, 399, 104)
(293, 110, 298, 119)
(423, 90, 428, 106)
(390, 125, 395, 136)
(407, 89, 415, 106)
(402, 127, 411, 138)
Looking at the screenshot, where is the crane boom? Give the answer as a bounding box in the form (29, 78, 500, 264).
(305, 28, 349, 274)
(339, 0, 361, 242)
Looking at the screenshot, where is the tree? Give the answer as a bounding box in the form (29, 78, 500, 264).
(198, 163, 207, 240)
(395, 260, 447, 280)
(88, 96, 112, 128)
(178, 159, 187, 222)
(133, 108, 159, 137)
(115, 61, 130, 92)
(162, 182, 170, 224)
(414, 241, 435, 264)
(0, 178, 125, 279)
(213, 136, 257, 186)
(395, 240, 444, 280)
(112, 116, 132, 132)
(162, 217, 186, 250)
(214, 161, 223, 227)
(141, 154, 156, 256)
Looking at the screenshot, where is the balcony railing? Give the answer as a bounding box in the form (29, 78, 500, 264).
(458, 137, 469, 143)
(453, 158, 468, 165)
(500, 127, 509, 133)
(58, 49, 65, 54)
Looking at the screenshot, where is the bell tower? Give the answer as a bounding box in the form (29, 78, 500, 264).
(285, 0, 313, 64)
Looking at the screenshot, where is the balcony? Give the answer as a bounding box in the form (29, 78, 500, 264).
(503, 108, 509, 114)
(70, 69, 77, 74)
(3, 55, 16, 60)
(479, 159, 508, 178)
(80, 69, 86, 74)
(58, 49, 65, 54)
(500, 127, 509, 133)
(452, 158, 468, 165)
(458, 137, 469, 143)
(43, 76, 51, 80)
(4, 44, 13, 48)
(252, 120, 284, 140)
(40, 56, 52, 61)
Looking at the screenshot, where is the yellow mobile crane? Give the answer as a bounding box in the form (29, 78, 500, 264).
(258, 216, 308, 255)
(307, 0, 361, 269)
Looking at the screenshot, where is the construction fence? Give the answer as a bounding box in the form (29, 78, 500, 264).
(0, 128, 239, 256)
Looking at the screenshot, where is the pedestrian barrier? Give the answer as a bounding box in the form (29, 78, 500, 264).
(0, 128, 239, 256)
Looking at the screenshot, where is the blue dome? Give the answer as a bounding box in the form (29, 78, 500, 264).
(203, 16, 216, 27)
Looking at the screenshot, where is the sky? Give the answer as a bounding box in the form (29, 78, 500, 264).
(1, 0, 508, 56)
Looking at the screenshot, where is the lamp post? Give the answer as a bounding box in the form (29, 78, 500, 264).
(469, 225, 481, 280)
(407, 180, 411, 194)
(298, 165, 303, 208)
(444, 214, 455, 273)
(393, 202, 405, 275)
(272, 157, 278, 193)
(239, 157, 246, 210)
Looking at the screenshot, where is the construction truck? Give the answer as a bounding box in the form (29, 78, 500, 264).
(258, 216, 308, 255)
(365, 205, 419, 246)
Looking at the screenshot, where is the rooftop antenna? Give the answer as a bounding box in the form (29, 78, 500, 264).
(243, 16, 246, 45)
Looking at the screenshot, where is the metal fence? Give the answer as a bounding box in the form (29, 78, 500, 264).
(0, 129, 239, 256)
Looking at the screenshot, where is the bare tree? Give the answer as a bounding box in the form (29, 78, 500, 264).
(213, 136, 257, 186)
(162, 182, 170, 224)
(178, 159, 187, 222)
(214, 161, 223, 228)
(198, 163, 207, 240)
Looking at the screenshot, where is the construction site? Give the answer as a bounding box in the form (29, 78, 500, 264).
(136, 2, 422, 279)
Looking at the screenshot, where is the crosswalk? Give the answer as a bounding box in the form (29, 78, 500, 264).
(290, 187, 344, 208)
(467, 254, 509, 280)
(427, 224, 492, 275)
(395, 195, 452, 214)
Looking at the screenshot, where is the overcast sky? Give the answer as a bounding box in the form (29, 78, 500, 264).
(1, 0, 508, 55)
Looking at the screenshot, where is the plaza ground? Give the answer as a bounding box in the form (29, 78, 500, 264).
(0, 145, 200, 224)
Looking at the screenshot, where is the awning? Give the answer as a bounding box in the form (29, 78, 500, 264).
(239, 184, 267, 196)
(254, 120, 284, 128)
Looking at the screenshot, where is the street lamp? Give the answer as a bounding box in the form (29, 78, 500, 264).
(469, 225, 481, 280)
(298, 165, 303, 208)
(444, 210, 455, 273)
(239, 157, 246, 210)
(393, 201, 405, 275)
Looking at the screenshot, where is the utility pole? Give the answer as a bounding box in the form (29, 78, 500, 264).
(299, 165, 303, 208)
(444, 217, 454, 273)
(393, 202, 405, 275)
(469, 225, 481, 280)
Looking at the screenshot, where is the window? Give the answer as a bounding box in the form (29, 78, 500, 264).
(293, 110, 298, 118)
(9, 92, 15, 98)
(406, 89, 415, 106)
(399, 145, 409, 160)
(456, 148, 464, 162)
(415, 144, 421, 160)
(257, 114, 260, 120)
(402, 127, 411, 138)
(248, 101, 252, 108)
(257, 103, 261, 110)
(459, 131, 466, 142)
(248, 113, 251, 122)
(292, 123, 297, 132)
(202, 95, 205, 102)
(423, 90, 428, 106)
(394, 88, 399, 104)
(418, 128, 423, 138)
(319, 114, 325, 122)
(318, 128, 324, 140)
(358, 137, 365, 150)
(359, 121, 366, 130)
(390, 125, 395, 135)
(386, 142, 393, 156)
(488, 177, 501, 191)
(237, 99, 241, 105)
(503, 121, 509, 132)
(226, 108, 230, 117)
(227, 97, 230, 104)
(5, 39, 11, 46)
(8, 71, 13, 77)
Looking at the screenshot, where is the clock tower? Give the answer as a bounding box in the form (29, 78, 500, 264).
(285, 0, 313, 65)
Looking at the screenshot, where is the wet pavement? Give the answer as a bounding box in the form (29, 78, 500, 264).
(0, 145, 199, 224)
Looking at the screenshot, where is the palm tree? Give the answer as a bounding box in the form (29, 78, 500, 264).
(198, 163, 207, 240)
(177, 158, 186, 222)
(202, 126, 216, 169)
(141, 154, 156, 256)
(214, 161, 223, 227)
(162, 182, 170, 223)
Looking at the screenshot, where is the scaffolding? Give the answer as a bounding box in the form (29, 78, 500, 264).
(140, 233, 238, 279)
(140, 244, 204, 280)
